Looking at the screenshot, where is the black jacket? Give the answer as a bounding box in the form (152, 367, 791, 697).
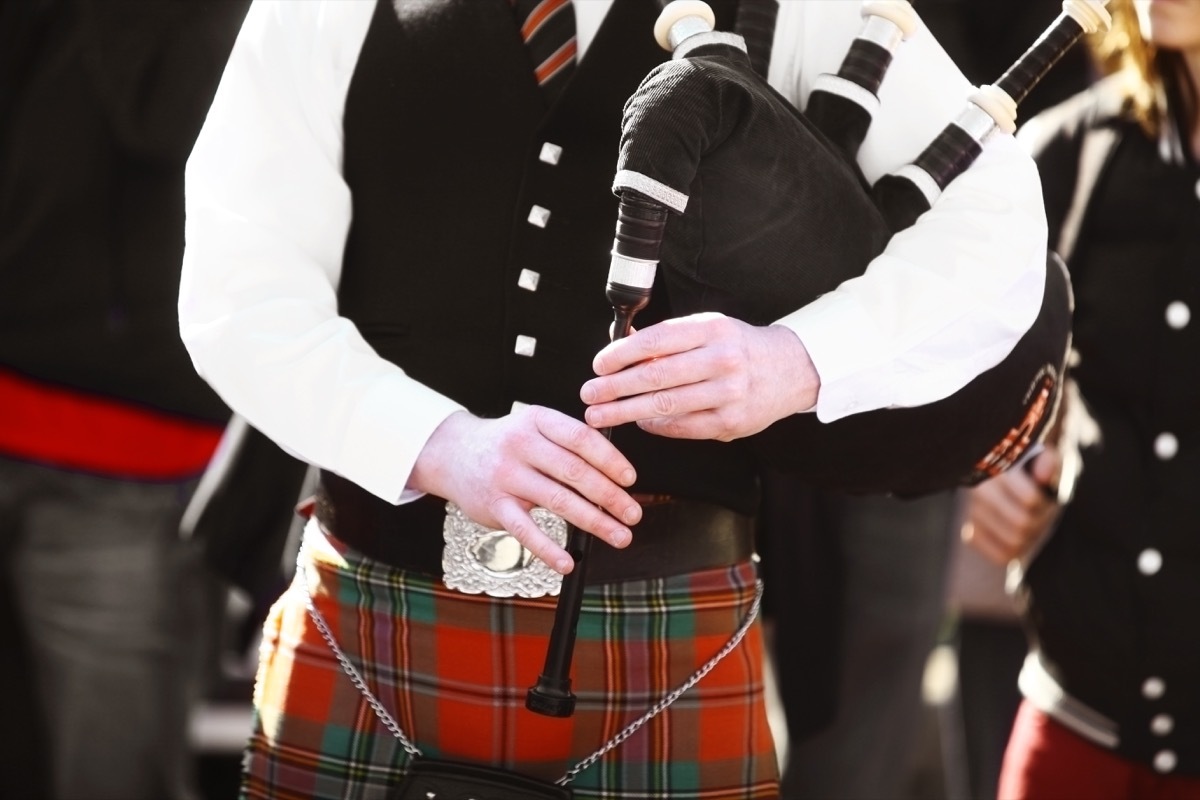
(0, 0, 246, 422)
(1017, 79, 1200, 775)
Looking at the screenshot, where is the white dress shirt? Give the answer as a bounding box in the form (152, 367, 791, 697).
(180, 0, 1047, 504)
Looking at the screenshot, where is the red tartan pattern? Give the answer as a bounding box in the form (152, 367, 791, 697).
(241, 523, 779, 799)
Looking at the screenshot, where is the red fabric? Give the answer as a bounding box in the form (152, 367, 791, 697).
(999, 700, 1200, 800)
(0, 367, 222, 479)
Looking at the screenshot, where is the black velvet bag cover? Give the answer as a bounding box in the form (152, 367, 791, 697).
(614, 38, 1071, 497)
(618, 44, 891, 325)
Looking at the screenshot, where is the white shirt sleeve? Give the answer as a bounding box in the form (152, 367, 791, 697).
(179, 0, 464, 504)
(767, 1, 1048, 422)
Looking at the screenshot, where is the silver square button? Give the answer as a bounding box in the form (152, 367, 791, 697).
(514, 335, 537, 357)
(539, 142, 563, 165)
(518, 269, 540, 291)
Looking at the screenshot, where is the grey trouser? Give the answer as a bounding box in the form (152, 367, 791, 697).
(782, 489, 957, 800)
(0, 457, 208, 800)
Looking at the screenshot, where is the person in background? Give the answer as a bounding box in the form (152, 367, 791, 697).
(911, 3, 1097, 799)
(0, 1, 247, 797)
(180, 1, 1048, 797)
(964, 0, 1200, 795)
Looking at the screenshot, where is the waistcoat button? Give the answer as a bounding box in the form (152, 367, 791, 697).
(514, 335, 538, 357)
(1154, 432, 1178, 460)
(1138, 549, 1163, 576)
(1143, 677, 1167, 699)
(518, 268, 541, 291)
(1166, 301, 1191, 329)
(1151, 714, 1175, 736)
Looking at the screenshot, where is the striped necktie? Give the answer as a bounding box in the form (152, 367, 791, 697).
(512, 0, 577, 103)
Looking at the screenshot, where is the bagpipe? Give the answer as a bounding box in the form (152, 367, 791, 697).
(528, 0, 1110, 716)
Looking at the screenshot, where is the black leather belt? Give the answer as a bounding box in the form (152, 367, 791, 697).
(313, 472, 755, 585)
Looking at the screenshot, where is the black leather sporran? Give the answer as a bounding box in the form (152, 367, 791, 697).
(389, 758, 573, 800)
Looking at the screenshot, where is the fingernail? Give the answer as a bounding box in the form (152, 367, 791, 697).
(556, 557, 573, 574)
(611, 529, 631, 547)
(623, 506, 640, 524)
(621, 468, 636, 485)
(580, 385, 595, 403)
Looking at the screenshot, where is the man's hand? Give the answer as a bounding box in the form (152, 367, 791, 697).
(408, 408, 642, 574)
(962, 445, 1063, 565)
(580, 313, 820, 441)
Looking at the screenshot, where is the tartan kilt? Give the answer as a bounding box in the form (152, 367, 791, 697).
(241, 519, 779, 799)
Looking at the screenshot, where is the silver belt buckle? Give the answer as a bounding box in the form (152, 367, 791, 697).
(441, 502, 567, 598)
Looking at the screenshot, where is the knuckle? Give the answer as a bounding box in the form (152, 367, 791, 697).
(654, 417, 681, 438)
(561, 454, 589, 484)
(505, 518, 542, 550)
(528, 404, 554, 431)
(713, 409, 738, 438)
(564, 421, 592, 450)
(546, 486, 575, 516)
(495, 423, 527, 455)
(644, 359, 669, 390)
(641, 329, 666, 357)
(594, 485, 624, 513)
(651, 390, 676, 415)
(711, 315, 737, 339)
(713, 345, 740, 372)
(483, 496, 510, 527)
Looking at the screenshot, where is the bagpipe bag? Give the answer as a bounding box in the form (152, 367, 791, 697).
(612, 12, 1073, 498)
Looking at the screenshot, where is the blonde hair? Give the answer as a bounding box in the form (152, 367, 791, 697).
(1087, 0, 1196, 138)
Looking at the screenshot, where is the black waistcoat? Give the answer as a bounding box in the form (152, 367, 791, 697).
(335, 0, 759, 525)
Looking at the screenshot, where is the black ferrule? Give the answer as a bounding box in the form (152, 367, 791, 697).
(913, 123, 984, 191)
(613, 191, 669, 262)
(607, 283, 651, 309)
(839, 39, 892, 96)
(525, 676, 577, 717)
(996, 16, 1084, 106)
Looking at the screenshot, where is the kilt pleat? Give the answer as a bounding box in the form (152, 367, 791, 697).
(241, 521, 779, 799)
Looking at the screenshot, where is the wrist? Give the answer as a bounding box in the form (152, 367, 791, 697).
(408, 410, 474, 497)
(768, 324, 820, 414)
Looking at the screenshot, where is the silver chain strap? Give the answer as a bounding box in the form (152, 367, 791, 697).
(301, 562, 763, 786)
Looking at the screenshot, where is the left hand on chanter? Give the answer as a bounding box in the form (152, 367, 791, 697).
(580, 312, 820, 441)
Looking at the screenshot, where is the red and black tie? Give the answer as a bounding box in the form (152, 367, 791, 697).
(512, 0, 577, 103)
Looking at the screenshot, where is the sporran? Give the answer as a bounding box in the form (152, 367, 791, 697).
(389, 757, 572, 800)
